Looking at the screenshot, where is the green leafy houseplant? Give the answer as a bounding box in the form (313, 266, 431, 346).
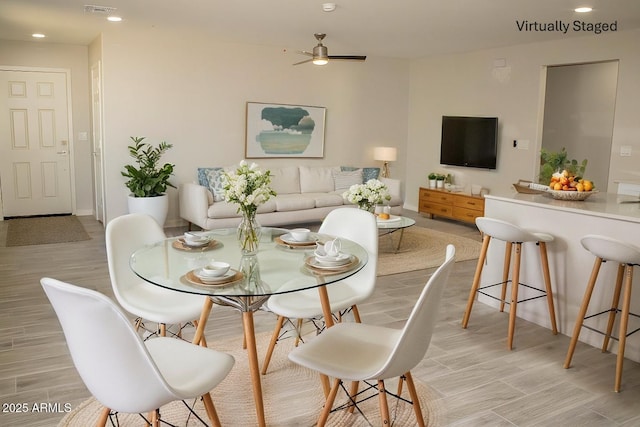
(121, 136, 176, 197)
(428, 173, 438, 180)
(539, 147, 588, 184)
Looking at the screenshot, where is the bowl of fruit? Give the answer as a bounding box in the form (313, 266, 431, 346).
(547, 170, 595, 201)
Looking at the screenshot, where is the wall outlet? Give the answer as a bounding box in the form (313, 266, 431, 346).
(620, 145, 632, 156)
(514, 139, 530, 150)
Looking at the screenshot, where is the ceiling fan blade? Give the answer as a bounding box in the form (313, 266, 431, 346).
(327, 55, 367, 61)
(293, 58, 313, 66)
(297, 50, 313, 57)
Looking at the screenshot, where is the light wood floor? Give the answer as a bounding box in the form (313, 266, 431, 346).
(1, 211, 640, 426)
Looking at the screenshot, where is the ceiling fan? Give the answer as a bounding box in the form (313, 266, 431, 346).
(294, 33, 367, 66)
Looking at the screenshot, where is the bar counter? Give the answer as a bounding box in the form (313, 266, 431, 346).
(480, 190, 640, 361)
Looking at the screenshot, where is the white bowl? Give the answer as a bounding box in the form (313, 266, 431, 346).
(200, 261, 230, 277)
(184, 232, 209, 246)
(289, 228, 311, 242)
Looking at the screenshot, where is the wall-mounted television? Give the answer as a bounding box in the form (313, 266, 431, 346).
(440, 116, 498, 169)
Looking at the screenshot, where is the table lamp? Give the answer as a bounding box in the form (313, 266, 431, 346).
(374, 147, 397, 178)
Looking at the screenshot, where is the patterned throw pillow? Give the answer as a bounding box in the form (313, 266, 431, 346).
(362, 167, 380, 182)
(197, 167, 225, 201)
(333, 169, 363, 191)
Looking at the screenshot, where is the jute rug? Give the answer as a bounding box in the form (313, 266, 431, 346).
(377, 227, 481, 276)
(59, 332, 444, 426)
(5, 215, 90, 246)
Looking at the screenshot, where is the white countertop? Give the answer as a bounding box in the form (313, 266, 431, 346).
(485, 190, 640, 224)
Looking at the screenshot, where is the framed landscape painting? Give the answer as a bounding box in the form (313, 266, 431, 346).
(245, 102, 326, 158)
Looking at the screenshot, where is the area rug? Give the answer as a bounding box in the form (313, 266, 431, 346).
(5, 215, 90, 246)
(58, 332, 444, 426)
(377, 226, 481, 276)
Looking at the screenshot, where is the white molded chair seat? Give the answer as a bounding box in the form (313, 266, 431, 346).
(41, 277, 234, 426)
(564, 235, 640, 392)
(262, 208, 378, 375)
(288, 245, 455, 427)
(462, 216, 558, 350)
(106, 213, 207, 337)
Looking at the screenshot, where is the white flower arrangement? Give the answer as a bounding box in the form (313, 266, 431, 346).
(343, 179, 391, 212)
(222, 160, 276, 217)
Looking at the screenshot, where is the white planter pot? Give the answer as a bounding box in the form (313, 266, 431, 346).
(127, 194, 169, 226)
(429, 179, 437, 189)
(436, 180, 444, 189)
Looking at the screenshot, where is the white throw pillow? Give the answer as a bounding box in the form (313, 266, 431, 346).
(299, 166, 337, 193)
(333, 169, 363, 191)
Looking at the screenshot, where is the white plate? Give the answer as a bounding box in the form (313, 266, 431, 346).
(305, 255, 356, 270)
(280, 233, 317, 245)
(181, 237, 211, 247)
(313, 252, 351, 264)
(377, 215, 402, 223)
(194, 268, 235, 283)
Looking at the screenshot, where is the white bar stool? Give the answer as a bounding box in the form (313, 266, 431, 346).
(462, 217, 558, 350)
(563, 235, 640, 392)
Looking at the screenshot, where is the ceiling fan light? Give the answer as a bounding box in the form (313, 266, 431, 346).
(313, 58, 329, 65)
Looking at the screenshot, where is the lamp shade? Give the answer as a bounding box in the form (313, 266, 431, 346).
(374, 147, 397, 162)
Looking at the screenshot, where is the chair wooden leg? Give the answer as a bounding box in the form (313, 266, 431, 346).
(347, 381, 359, 414)
(262, 315, 286, 375)
(159, 323, 166, 337)
(507, 243, 522, 350)
(317, 378, 341, 427)
(500, 241, 513, 312)
(294, 318, 303, 346)
(615, 266, 633, 392)
(564, 257, 602, 368)
(377, 380, 390, 426)
(405, 371, 425, 427)
(462, 234, 491, 328)
(351, 304, 362, 323)
(152, 409, 160, 427)
(538, 242, 558, 334)
(603, 264, 625, 352)
(96, 407, 110, 427)
(202, 391, 222, 427)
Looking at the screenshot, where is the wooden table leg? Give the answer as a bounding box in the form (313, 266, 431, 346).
(243, 311, 266, 427)
(192, 298, 213, 346)
(317, 285, 333, 396)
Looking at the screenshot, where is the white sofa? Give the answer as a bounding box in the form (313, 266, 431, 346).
(179, 165, 403, 230)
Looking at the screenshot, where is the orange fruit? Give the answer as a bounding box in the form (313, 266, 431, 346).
(553, 182, 562, 191)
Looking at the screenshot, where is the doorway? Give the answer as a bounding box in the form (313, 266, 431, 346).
(0, 67, 75, 217)
(540, 61, 618, 189)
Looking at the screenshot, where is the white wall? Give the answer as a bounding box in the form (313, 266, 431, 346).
(0, 40, 94, 216)
(98, 26, 410, 225)
(405, 29, 640, 211)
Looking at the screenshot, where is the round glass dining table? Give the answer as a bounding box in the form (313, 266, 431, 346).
(130, 227, 368, 427)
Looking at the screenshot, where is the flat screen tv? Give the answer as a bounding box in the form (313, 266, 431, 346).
(440, 116, 498, 169)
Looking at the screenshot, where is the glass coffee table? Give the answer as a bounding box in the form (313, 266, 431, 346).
(376, 215, 416, 253)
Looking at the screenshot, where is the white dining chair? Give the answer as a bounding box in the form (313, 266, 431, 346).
(41, 277, 234, 427)
(261, 207, 378, 375)
(288, 245, 455, 426)
(105, 213, 207, 339)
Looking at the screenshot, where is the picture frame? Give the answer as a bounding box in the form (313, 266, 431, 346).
(245, 102, 326, 158)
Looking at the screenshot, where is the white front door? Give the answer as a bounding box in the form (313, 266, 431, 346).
(0, 68, 73, 217)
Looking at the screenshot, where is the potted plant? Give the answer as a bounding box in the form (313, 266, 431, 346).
(539, 147, 587, 185)
(121, 136, 176, 226)
(436, 174, 446, 189)
(428, 173, 438, 189)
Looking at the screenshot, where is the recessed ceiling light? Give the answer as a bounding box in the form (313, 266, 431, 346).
(322, 3, 336, 12)
(32, 33, 46, 38)
(575, 7, 593, 13)
(107, 15, 122, 22)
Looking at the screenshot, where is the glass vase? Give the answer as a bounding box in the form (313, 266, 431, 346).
(237, 212, 261, 255)
(358, 202, 376, 213)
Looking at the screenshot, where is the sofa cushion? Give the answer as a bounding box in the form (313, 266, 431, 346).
(299, 166, 338, 193)
(311, 193, 346, 208)
(333, 169, 363, 191)
(273, 194, 316, 212)
(208, 199, 276, 219)
(270, 166, 300, 194)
